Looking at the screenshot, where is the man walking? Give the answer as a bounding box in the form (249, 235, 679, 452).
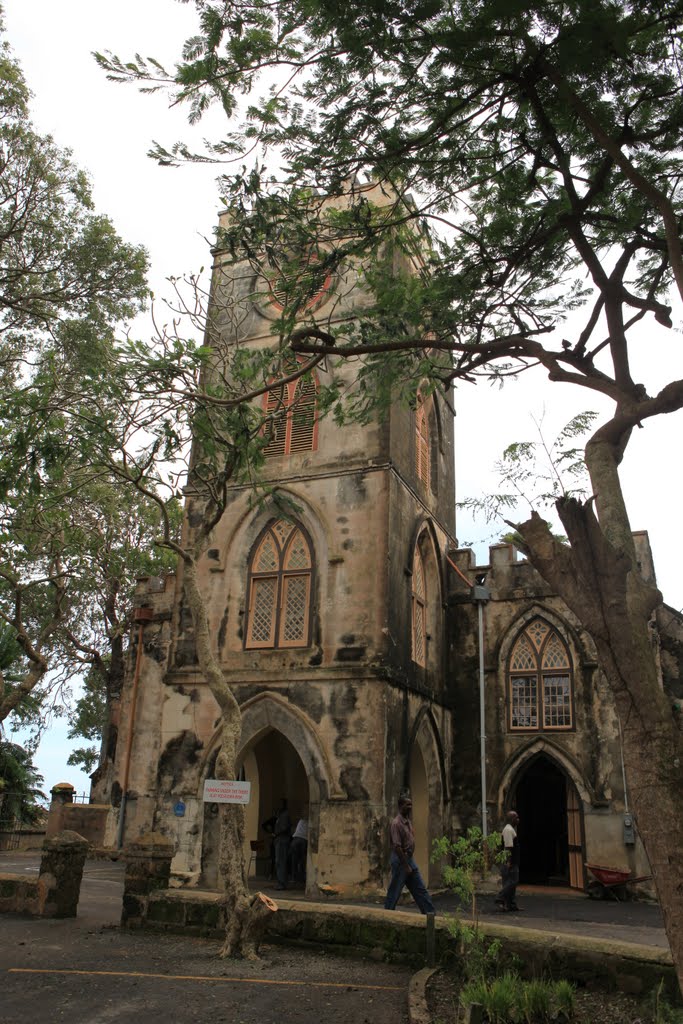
(496, 810, 522, 912)
(384, 795, 435, 914)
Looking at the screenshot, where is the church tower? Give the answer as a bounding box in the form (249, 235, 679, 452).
(109, 184, 459, 894)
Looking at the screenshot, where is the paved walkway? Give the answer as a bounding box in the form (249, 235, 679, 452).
(1, 852, 668, 949)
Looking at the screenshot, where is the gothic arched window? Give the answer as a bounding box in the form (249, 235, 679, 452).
(262, 364, 318, 458)
(508, 618, 573, 731)
(411, 547, 427, 667)
(415, 393, 431, 491)
(245, 520, 314, 649)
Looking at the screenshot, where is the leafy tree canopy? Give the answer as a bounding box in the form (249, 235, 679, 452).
(0, 16, 166, 730)
(1, 13, 149, 382)
(99, 1, 683, 434)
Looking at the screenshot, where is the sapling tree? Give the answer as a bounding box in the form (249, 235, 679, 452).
(433, 828, 504, 979)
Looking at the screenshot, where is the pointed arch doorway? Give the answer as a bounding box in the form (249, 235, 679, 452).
(200, 729, 310, 889)
(409, 742, 429, 880)
(243, 729, 310, 879)
(512, 754, 584, 889)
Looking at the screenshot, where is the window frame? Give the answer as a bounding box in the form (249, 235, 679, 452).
(415, 393, 431, 491)
(411, 546, 427, 667)
(244, 520, 315, 650)
(262, 364, 319, 458)
(508, 619, 574, 732)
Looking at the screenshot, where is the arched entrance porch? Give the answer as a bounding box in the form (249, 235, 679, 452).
(198, 694, 333, 891)
(243, 729, 310, 883)
(511, 753, 584, 889)
(199, 730, 310, 889)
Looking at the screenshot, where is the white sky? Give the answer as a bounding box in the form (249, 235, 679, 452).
(3, 0, 682, 794)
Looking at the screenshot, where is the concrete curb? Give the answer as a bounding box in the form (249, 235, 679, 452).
(408, 966, 438, 1024)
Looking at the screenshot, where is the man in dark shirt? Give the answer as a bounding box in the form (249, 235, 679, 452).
(273, 798, 292, 890)
(384, 795, 435, 914)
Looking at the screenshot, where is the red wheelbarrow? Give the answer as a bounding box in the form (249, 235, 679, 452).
(585, 863, 652, 901)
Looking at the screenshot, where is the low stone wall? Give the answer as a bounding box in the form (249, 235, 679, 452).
(0, 829, 46, 852)
(121, 886, 679, 1001)
(0, 874, 40, 914)
(119, 832, 678, 1002)
(0, 830, 89, 919)
(46, 803, 109, 846)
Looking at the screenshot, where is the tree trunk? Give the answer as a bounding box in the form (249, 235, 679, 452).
(182, 556, 276, 958)
(514, 432, 683, 994)
(0, 660, 47, 723)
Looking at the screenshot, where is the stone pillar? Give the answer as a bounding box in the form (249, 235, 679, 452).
(46, 782, 75, 838)
(38, 830, 89, 918)
(122, 831, 174, 928)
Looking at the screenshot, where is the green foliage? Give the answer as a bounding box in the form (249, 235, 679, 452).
(98, 0, 683, 436)
(0, 33, 148, 369)
(460, 973, 575, 1023)
(434, 827, 506, 916)
(458, 412, 597, 539)
(0, 20, 158, 729)
(66, 746, 99, 775)
(651, 980, 683, 1024)
(0, 740, 46, 826)
(433, 828, 506, 981)
(552, 980, 575, 1021)
(65, 664, 109, 774)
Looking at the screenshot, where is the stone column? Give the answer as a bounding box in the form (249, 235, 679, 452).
(122, 831, 174, 927)
(46, 782, 75, 838)
(38, 830, 89, 918)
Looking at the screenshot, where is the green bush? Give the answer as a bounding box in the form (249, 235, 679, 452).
(459, 974, 575, 1023)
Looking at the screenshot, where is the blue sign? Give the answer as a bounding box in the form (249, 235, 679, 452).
(173, 800, 186, 818)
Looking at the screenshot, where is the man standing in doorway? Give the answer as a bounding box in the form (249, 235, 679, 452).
(496, 810, 522, 912)
(273, 798, 291, 891)
(384, 795, 435, 914)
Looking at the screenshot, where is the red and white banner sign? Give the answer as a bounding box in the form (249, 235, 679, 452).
(202, 779, 252, 805)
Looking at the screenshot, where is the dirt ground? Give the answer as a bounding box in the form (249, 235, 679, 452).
(1, 915, 412, 1024)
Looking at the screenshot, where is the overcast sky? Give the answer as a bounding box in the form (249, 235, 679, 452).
(3, 0, 682, 794)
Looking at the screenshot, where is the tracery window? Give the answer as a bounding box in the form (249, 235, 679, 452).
(245, 520, 314, 649)
(508, 618, 573, 731)
(262, 364, 318, 458)
(411, 547, 427, 667)
(415, 393, 430, 490)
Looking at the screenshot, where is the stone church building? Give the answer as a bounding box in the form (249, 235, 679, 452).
(103, 189, 680, 897)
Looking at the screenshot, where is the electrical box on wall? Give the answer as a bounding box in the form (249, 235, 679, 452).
(623, 813, 635, 846)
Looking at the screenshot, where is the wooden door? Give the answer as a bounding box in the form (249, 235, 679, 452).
(566, 781, 583, 889)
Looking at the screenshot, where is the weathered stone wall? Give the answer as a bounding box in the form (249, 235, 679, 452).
(48, 804, 108, 847)
(447, 543, 652, 881)
(105, 576, 177, 848)
(107, 238, 459, 889)
(658, 602, 683, 703)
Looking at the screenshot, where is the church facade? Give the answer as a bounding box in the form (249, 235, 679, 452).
(104, 190, 676, 895)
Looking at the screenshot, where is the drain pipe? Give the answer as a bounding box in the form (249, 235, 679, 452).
(472, 581, 491, 838)
(116, 609, 151, 850)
